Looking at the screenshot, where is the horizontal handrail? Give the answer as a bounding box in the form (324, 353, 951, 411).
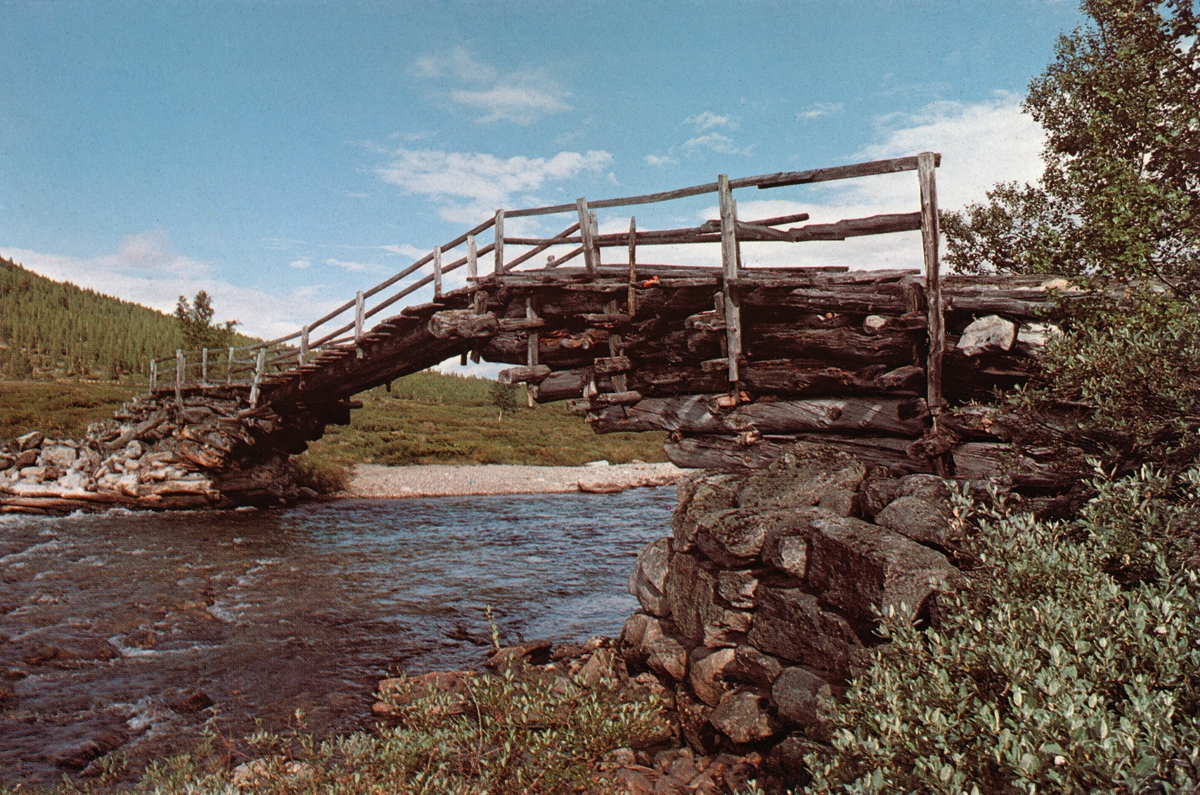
(151, 153, 941, 402)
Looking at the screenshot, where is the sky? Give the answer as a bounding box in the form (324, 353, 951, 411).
(0, 0, 1085, 362)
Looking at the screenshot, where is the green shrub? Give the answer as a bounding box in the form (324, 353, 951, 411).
(290, 453, 349, 494)
(121, 669, 665, 795)
(806, 465, 1200, 794)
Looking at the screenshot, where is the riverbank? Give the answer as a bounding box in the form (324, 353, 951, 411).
(343, 461, 690, 498)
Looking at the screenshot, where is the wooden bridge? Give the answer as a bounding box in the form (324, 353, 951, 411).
(148, 152, 1075, 485)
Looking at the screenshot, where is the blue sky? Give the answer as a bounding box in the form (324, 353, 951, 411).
(1, 1, 1083, 344)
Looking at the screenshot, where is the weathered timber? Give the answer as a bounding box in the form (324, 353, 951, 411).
(746, 326, 914, 364)
(588, 395, 928, 436)
(740, 285, 908, 314)
(536, 368, 593, 402)
(498, 364, 552, 386)
(594, 356, 632, 374)
(428, 310, 500, 339)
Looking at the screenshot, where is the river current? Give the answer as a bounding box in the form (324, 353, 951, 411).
(0, 488, 675, 786)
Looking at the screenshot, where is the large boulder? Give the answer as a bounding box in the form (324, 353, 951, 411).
(709, 687, 782, 744)
(39, 445, 77, 469)
(688, 647, 737, 706)
(736, 444, 866, 511)
(673, 473, 742, 552)
(727, 645, 785, 690)
(772, 667, 844, 739)
(806, 513, 959, 623)
(957, 314, 1017, 357)
(628, 537, 672, 617)
(874, 474, 957, 548)
(694, 508, 803, 568)
(716, 569, 760, 609)
(619, 613, 689, 682)
(747, 587, 866, 677)
(665, 552, 753, 648)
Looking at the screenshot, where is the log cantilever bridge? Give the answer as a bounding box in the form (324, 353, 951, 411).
(107, 151, 1077, 506)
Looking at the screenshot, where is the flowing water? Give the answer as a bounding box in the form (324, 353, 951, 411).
(0, 488, 675, 786)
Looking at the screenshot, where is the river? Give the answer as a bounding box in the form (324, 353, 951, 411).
(0, 487, 675, 786)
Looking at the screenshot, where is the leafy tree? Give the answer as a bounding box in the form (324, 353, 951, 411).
(943, 0, 1200, 454)
(945, 0, 1199, 292)
(175, 290, 240, 350)
(489, 380, 520, 421)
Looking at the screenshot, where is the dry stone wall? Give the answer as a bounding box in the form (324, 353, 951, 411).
(619, 442, 964, 772)
(0, 386, 336, 514)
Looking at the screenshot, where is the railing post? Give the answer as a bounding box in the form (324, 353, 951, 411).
(175, 349, 185, 408)
(467, 234, 477, 280)
(627, 216, 637, 318)
(227, 346, 235, 384)
(717, 174, 743, 385)
(577, 198, 596, 276)
(354, 290, 365, 344)
(249, 348, 266, 408)
(918, 151, 945, 428)
(149, 358, 157, 391)
(433, 245, 443, 299)
(201, 347, 208, 383)
(493, 209, 505, 277)
(300, 326, 309, 365)
(526, 296, 539, 406)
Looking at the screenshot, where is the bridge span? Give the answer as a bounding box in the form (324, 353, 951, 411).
(132, 152, 1077, 501)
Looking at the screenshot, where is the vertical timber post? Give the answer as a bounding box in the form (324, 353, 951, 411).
(227, 346, 235, 384)
(249, 348, 266, 408)
(627, 216, 637, 318)
(717, 174, 742, 386)
(918, 151, 944, 429)
(300, 326, 309, 365)
(526, 296, 539, 406)
(354, 289, 365, 353)
(467, 234, 478, 280)
(201, 348, 208, 383)
(433, 245, 443, 299)
(493, 210, 505, 278)
(175, 349, 184, 409)
(590, 210, 600, 269)
(149, 358, 157, 391)
(577, 198, 596, 277)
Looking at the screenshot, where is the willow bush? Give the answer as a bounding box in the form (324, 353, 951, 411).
(805, 465, 1200, 794)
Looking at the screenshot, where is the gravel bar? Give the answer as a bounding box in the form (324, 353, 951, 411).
(344, 462, 690, 498)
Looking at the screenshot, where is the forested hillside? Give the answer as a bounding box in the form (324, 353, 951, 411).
(0, 256, 254, 381)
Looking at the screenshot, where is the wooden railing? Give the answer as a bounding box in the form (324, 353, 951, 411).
(150, 152, 943, 408)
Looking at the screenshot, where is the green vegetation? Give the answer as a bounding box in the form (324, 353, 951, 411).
(807, 3, 1200, 792)
(943, 0, 1200, 458)
(0, 257, 254, 381)
(808, 466, 1200, 794)
(0, 381, 136, 439)
(2, 668, 667, 795)
(174, 290, 241, 350)
(304, 369, 667, 469)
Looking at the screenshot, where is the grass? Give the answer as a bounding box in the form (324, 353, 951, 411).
(0, 380, 138, 440)
(0, 667, 671, 795)
(304, 370, 668, 469)
(0, 371, 668, 467)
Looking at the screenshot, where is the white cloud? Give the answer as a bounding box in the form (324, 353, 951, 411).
(645, 154, 679, 167)
(682, 133, 754, 157)
(324, 258, 380, 272)
(289, 258, 311, 269)
(380, 243, 428, 259)
(797, 102, 844, 120)
(638, 95, 1045, 274)
(415, 45, 571, 125)
(686, 111, 736, 131)
(854, 92, 1045, 209)
(0, 237, 340, 340)
(377, 147, 613, 222)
